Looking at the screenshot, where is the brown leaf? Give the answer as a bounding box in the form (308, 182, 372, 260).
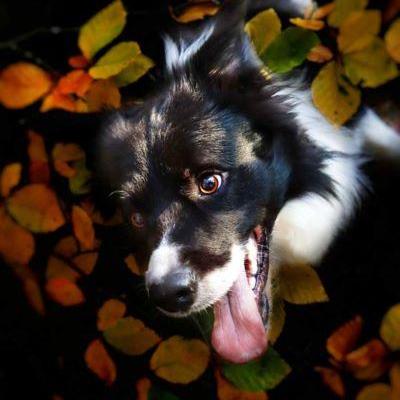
(27, 130, 50, 184)
(72, 252, 98, 275)
(83, 79, 121, 112)
(390, 363, 400, 400)
(45, 277, 85, 306)
(68, 55, 90, 69)
(1, 163, 22, 197)
(136, 377, 151, 400)
(314, 366, 345, 398)
(97, 299, 127, 331)
(356, 383, 392, 400)
(54, 236, 79, 258)
(72, 205, 95, 251)
(46, 255, 80, 282)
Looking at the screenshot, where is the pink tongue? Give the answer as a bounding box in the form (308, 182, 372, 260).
(211, 267, 268, 363)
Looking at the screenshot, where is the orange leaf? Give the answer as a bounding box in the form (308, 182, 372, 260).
(27, 131, 50, 184)
(290, 18, 325, 31)
(54, 160, 77, 178)
(97, 299, 127, 331)
(136, 377, 151, 400)
(327, 315, 363, 362)
(0, 205, 35, 265)
(72, 252, 98, 275)
(84, 79, 121, 112)
(52, 143, 85, 178)
(314, 367, 345, 398)
(6, 184, 65, 233)
(125, 254, 142, 276)
(1, 163, 22, 197)
(57, 70, 93, 97)
(68, 55, 90, 69)
(84, 339, 117, 385)
(45, 277, 85, 306)
(312, 3, 335, 20)
(54, 236, 79, 258)
(72, 205, 96, 251)
(390, 363, 400, 400)
(41, 89, 77, 113)
(46, 255, 80, 282)
(0, 62, 52, 109)
(170, 2, 220, 23)
(307, 44, 334, 63)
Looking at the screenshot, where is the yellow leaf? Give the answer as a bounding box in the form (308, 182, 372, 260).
(114, 54, 155, 87)
(327, 0, 368, 28)
(344, 38, 399, 88)
(78, 0, 127, 60)
(150, 336, 210, 384)
(312, 61, 361, 125)
(278, 264, 328, 304)
(245, 9, 282, 55)
(307, 44, 333, 63)
(103, 316, 160, 356)
(312, 3, 336, 20)
(0, 205, 35, 265)
(54, 236, 79, 258)
(1, 163, 22, 197)
(267, 297, 286, 344)
(89, 42, 141, 79)
(45, 277, 85, 306)
(72, 205, 95, 251)
(0, 62, 52, 109)
(314, 367, 345, 398)
(290, 18, 325, 31)
(6, 184, 65, 233)
(170, 2, 219, 24)
(97, 299, 127, 331)
(72, 252, 98, 275)
(385, 18, 400, 63)
(46, 255, 80, 282)
(380, 303, 400, 351)
(338, 10, 381, 54)
(84, 79, 121, 112)
(125, 254, 142, 276)
(84, 339, 117, 385)
(356, 383, 392, 400)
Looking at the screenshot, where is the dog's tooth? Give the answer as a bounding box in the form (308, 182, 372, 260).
(249, 276, 256, 290)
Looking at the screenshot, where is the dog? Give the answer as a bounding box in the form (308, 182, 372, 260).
(97, 0, 400, 363)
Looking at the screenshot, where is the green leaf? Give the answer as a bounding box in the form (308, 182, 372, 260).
(69, 159, 92, 195)
(148, 386, 181, 400)
(327, 0, 368, 28)
(114, 54, 155, 87)
(262, 27, 320, 73)
(222, 347, 291, 392)
(78, 0, 127, 60)
(89, 42, 142, 79)
(380, 303, 400, 351)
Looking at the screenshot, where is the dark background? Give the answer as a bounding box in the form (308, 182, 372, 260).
(0, 0, 399, 399)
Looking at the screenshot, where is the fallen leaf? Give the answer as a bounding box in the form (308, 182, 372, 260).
(125, 254, 142, 275)
(6, 184, 65, 233)
(84, 339, 117, 385)
(45, 277, 85, 306)
(27, 131, 50, 184)
(307, 44, 333, 63)
(278, 264, 328, 304)
(385, 18, 400, 63)
(78, 0, 127, 60)
(72, 205, 95, 251)
(327, 0, 368, 28)
(380, 303, 400, 351)
(97, 299, 127, 331)
(290, 18, 325, 31)
(136, 377, 151, 400)
(150, 336, 210, 384)
(326, 315, 363, 362)
(312, 3, 335, 20)
(83, 79, 121, 112)
(72, 252, 98, 275)
(170, 2, 219, 24)
(245, 9, 282, 55)
(46, 255, 80, 282)
(40, 89, 77, 113)
(57, 70, 93, 97)
(68, 55, 89, 69)
(1, 163, 22, 197)
(52, 143, 85, 178)
(314, 366, 345, 398)
(68, 159, 92, 195)
(54, 236, 79, 258)
(356, 383, 392, 400)
(114, 54, 155, 87)
(0, 62, 52, 109)
(389, 363, 400, 400)
(103, 316, 160, 356)
(312, 61, 361, 125)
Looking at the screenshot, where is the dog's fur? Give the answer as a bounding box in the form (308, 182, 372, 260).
(97, 0, 400, 358)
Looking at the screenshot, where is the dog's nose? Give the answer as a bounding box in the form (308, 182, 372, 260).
(148, 272, 196, 313)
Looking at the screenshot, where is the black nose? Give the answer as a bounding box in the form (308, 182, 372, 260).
(148, 272, 196, 313)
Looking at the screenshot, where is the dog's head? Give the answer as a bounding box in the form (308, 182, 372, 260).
(97, 2, 328, 363)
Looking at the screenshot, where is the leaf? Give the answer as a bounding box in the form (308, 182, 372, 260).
(380, 303, 400, 351)
(390, 363, 400, 400)
(215, 370, 268, 400)
(307, 44, 333, 63)
(69, 159, 92, 195)
(124, 254, 142, 275)
(114, 54, 155, 87)
(170, 2, 219, 24)
(245, 9, 282, 56)
(338, 10, 381, 54)
(0, 62, 52, 109)
(72, 205, 95, 251)
(45, 277, 85, 306)
(6, 184, 65, 233)
(289, 18, 325, 31)
(54, 236, 79, 258)
(150, 336, 210, 384)
(356, 383, 392, 400)
(57, 70, 93, 97)
(89, 42, 142, 79)
(312, 61, 361, 125)
(312, 3, 336, 20)
(266, 297, 286, 344)
(78, 0, 127, 60)
(72, 252, 98, 275)
(83, 79, 121, 112)
(0, 205, 35, 265)
(52, 143, 85, 178)
(46, 255, 80, 282)
(1, 163, 22, 197)
(97, 299, 127, 331)
(222, 347, 291, 392)
(68, 55, 89, 69)
(103, 316, 160, 356)
(344, 38, 399, 88)
(84, 339, 117, 385)
(326, 315, 363, 362)
(40, 89, 77, 113)
(327, 0, 368, 28)
(27, 131, 50, 184)
(278, 264, 328, 304)
(136, 377, 151, 400)
(314, 367, 345, 398)
(262, 27, 320, 73)
(385, 18, 400, 63)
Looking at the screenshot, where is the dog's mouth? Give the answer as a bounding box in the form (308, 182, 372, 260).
(211, 225, 269, 364)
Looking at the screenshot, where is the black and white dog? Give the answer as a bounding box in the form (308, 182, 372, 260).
(98, 0, 400, 363)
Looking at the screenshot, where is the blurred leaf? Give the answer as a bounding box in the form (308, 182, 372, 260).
(54, 236, 79, 258)
(84, 339, 117, 385)
(124, 254, 142, 276)
(344, 38, 399, 88)
(307, 44, 333, 63)
(356, 383, 392, 400)
(385, 18, 400, 63)
(136, 377, 151, 400)
(314, 367, 345, 398)
(245, 9, 281, 55)
(266, 297, 286, 344)
(57, 70, 93, 97)
(222, 347, 291, 392)
(312, 61, 361, 125)
(78, 0, 127, 60)
(72, 252, 98, 275)
(150, 336, 210, 384)
(40, 89, 77, 113)
(262, 27, 320, 73)
(103, 316, 160, 356)
(0, 62, 52, 109)
(69, 159, 92, 195)
(52, 143, 85, 178)
(46, 255, 80, 282)
(68, 55, 89, 69)
(327, 0, 368, 28)
(390, 363, 400, 400)
(312, 3, 335, 20)
(380, 303, 400, 350)
(6, 184, 65, 233)
(97, 299, 127, 331)
(72, 205, 95, 251)
(45, 277, 85, 306)
(114, 54, 155, 87)
(1, 163, 22, 197)
(83, 79, 121, 112)
(289, 18, 325, 31)
(27, 131, 50, 184)
(170, 2, 219, 24)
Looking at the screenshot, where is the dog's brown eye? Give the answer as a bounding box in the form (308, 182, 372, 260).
(199, 173, 223, 195)
(131, 212, 145, 228)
